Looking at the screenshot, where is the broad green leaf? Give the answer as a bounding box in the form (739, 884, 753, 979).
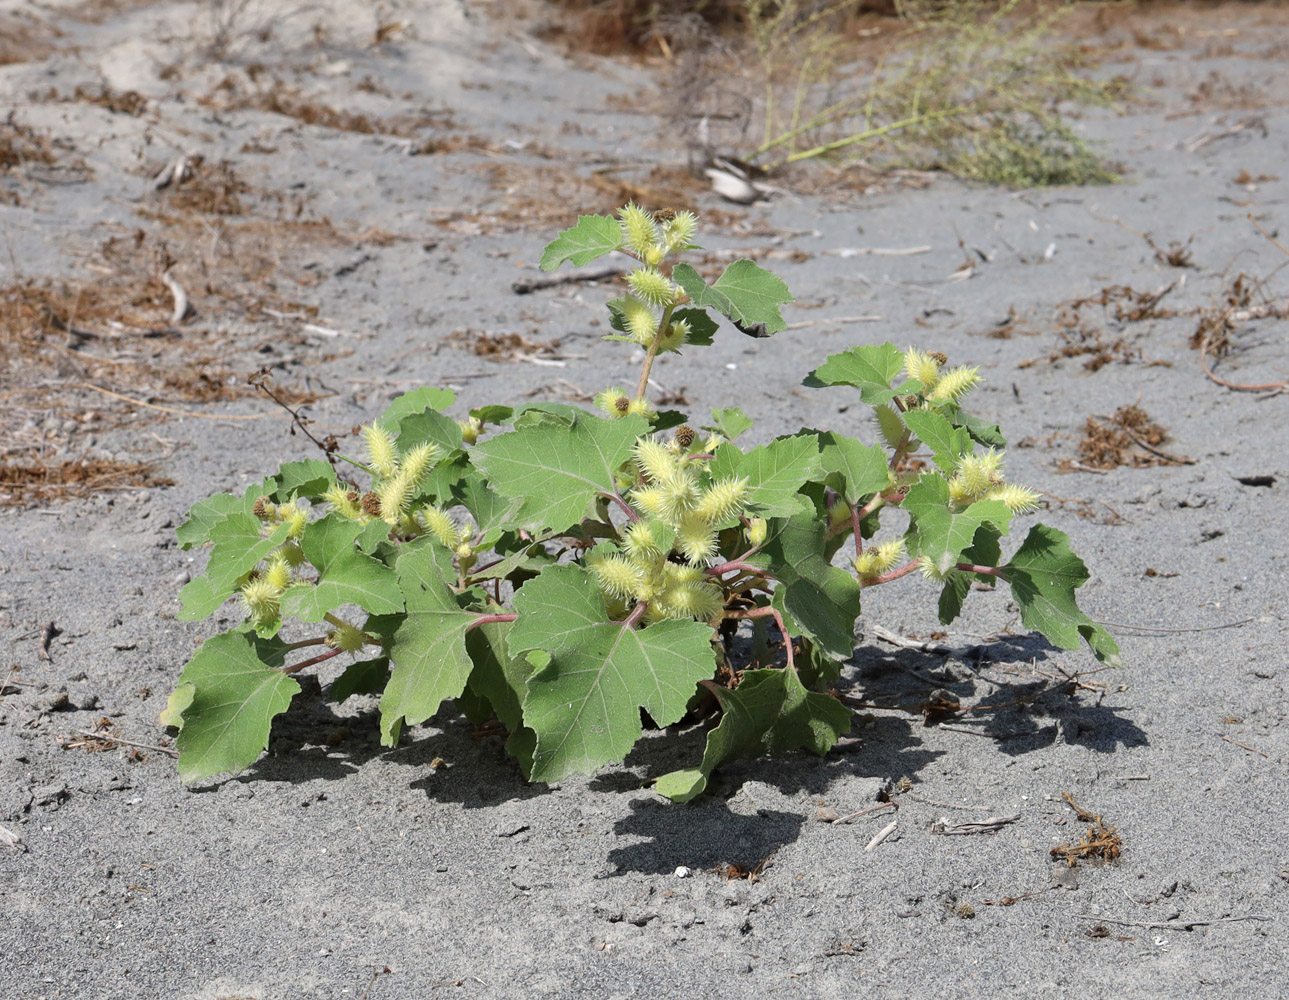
(470, 404, 514, 426)
(465, 621, 537, 778)
(158, 682, 195, 729)
(706, 407, 753, 442)
(539, 215, 622, 270)
(765, 509, 862, 661)
(672, 260, 792, 335)
(376, 387, 456, 431)
(511, 402, 583, 429)
(812, 430, 890, 504)
(379, 540, 479, 744)
(655, 670, 789, 803)
(176, 493, 243, 549)
(937, 524, 1003, 625)
(766, 665, 852, 755)
(394, 408, 463, 456)
(178, 517, 290, 621)
(671, 306, 717, 347)
(508, 565, 716, 781)
(273, 459, 336, 501)
(804, 342, 913, 405)
(473, 412, 647, 535)
(280, 514, 403, 622)
(944, 403, 1006, 449)
(902, 409, 971, 474)
(329, 657, 389, 703)
(173, 631, 299, 782)
(709, 435, 821, 518)
(1001, 524, 1121, 667)
(903, 475, 1012, 575)
(452, 473, 523, 543)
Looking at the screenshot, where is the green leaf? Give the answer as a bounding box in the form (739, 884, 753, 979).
(902, 409, 972, 474)
(470, 404, 514, 426)
(329, 657, 389, 703)
(376, 387, 456, 432)
(1001, 524, 1121, 667)
(671, 307, 717, 347)
(473, 412, 647, 535)
(539, 215, 622, 271)
(394, 408, 464, 456)
(452, 473, 523, 544)
(812, 430, 890, 505)
(465, 621, 537, 778)
(173, 631, 299, 782)
(508, 565, 716, 781)
(937, 524, 1003, 625)
(672, 260, 792, 336)
(943, 403, 1006, 449)
(765, 509, 862, 661)
(178, 516, 290, 621)
(903, 475, 1012, 575)
(706, 407, 753, 442)
(766, 666, 852, 755)
(158, 682, 195, 730)
(709, 435, 821, 518)
(378, 540, 480, 745)
(804, 342, 913, 405)
(655, 670, 789, 803)
(273, 459, 336, 501)
(280, 514, 403, 622)
(176, 493, 243, 549)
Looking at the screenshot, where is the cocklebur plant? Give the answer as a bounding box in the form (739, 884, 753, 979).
(163, 204, 1119, 799)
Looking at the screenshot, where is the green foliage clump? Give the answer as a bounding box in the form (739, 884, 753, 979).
(164, 205, 1118, 797)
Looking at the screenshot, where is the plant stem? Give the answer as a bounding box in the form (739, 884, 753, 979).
(957, 563, 1004, 577)
(706, 558, 776, 582)
(765, 107, 969, 169)
(867, 560, 923, 586)
(621, 602, 648, 631)
(466, 612, 518, 633)
(324, 612, 358, 632)
(282, 646, 345, 675)
(725, 605, 794, 674)
(282, 636, 331, 651)
(601, 490, 641, 523)
(634, 304, 675, 402)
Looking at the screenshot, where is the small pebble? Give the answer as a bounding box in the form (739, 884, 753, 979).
(674, 866, 692, 879)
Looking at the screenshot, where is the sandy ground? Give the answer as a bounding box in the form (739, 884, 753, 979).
(2, 1, 1289, 997)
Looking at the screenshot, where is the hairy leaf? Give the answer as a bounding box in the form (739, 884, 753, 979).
(937, 524, 1003, 625)
(655, 670, 790, 802)
(473, 412, 647, 535)
(672, 260, 792, 336)
(706, 407, 754, 442)
(172, 631, 299, 782)
(539, 215, 622, 270)
(281, 514, 403, 622)
(178, 517, 290, 621)
(1002, 524, 1121, 667)
(804, 342, 914, 405)
(709, 435, 821, 518)
(671, 306, 717, 347)
(812, 430, 890, 505)
(765, 510, 862, 660)
(903, 475, 1012, 575)
(273, 459, 336, 501)
(508, 565, 716, 781)
(377, 387, 456, 432)
(465, 621, 537, 778)
(379, 540, 479, 745)
(329, 657, 390, 703)
(902, 409, 972, 474)
(766, 665, 852, 755)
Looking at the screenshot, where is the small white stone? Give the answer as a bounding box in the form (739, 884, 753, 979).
(674, 866, 692, 879)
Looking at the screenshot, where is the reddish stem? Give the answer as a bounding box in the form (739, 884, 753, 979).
(282, 646, 345, 675)
(621, 601, 648, 630)
(466, 612, 519, 633)
(724, 605, 795, 674)
(282, 636, 330, 651)
(852, 504, 864, 555)
(866, 560, 923, 586)
(706, 558, 776, 581)
(601, 490, 641, 523)
(957, 563, 1004, 577)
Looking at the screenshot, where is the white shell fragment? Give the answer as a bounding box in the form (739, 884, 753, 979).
(674, 866, 692, 879)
